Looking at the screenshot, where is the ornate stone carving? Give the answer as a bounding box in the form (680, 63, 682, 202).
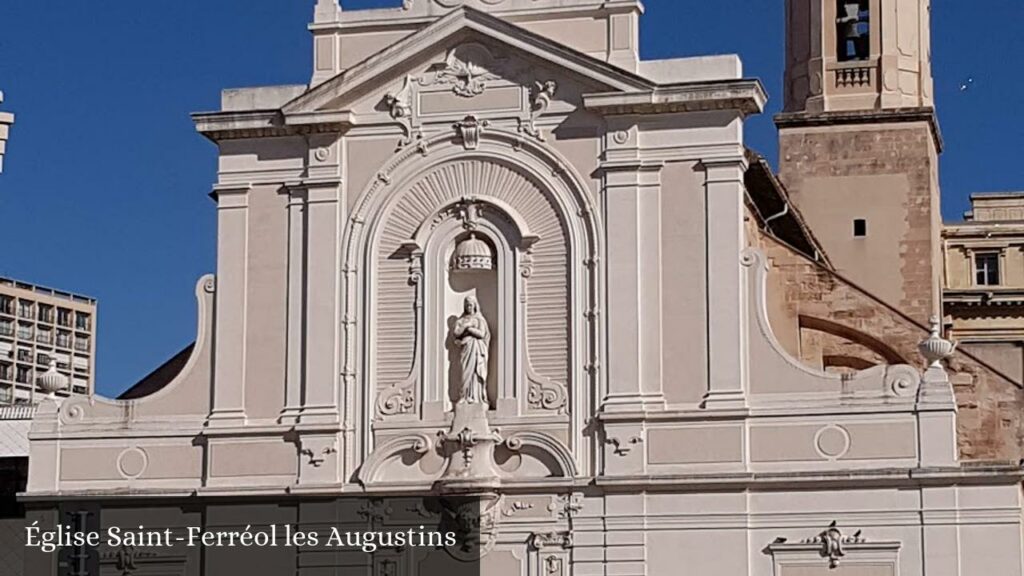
(502, 500, 534, 517)
(804, 522, 865, 569)
(384, 75, 421, 149)
(376, 383, 416, 417)
(549, 493, 583, 519)
(544, 555, 564, 576)
(606, 434, 643, 456)
(919, 315, 957, 368)
(358, 499, 393, 525)
(519, 80, 557, 141)
(530, 531, 573, 550)
(427, 43, 503, 98)
(440, 494, 501, 561)
(885, 364, 920, 398)
(528, 375, 567, 413)
(454, 115, 489, 150)
(452, 234, 494, 271)
(300, 440, 337, 468)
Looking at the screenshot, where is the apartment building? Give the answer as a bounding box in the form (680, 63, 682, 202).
(0, 277, 95, 403)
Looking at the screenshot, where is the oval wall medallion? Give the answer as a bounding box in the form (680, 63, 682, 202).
(814, 425, 851, 461)
(117, 447, 149, 480)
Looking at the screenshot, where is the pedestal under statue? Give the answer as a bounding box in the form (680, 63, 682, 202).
(438, 296, 502, 490)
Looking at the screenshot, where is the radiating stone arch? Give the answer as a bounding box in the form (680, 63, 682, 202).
(342, 127, 601, 474)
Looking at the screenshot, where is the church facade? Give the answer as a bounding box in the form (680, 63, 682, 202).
(21, 1, 1024, 575)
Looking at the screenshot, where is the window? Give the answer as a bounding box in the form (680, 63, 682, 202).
(37, 328, 52, 345)
(56, 330, 71, 349)
(38, 304, 54, 323)
(74, 335, 91, 353)
(75, 312, 92, 331)
(853, 219, 867, 237)
(15, 366, 31, 384)
(16, 323, 33, 340)
(975, 252, 1001, 286)
(57, 308, 72, 327)
(0, 320, 12, 337)
(17, 301, 33, 319)
(837, 0, 870, 61)
(0, 296, 12, 315)
(0, 364, 11, 381)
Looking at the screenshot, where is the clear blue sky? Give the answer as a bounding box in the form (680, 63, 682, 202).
(0, 1, 1021, 396)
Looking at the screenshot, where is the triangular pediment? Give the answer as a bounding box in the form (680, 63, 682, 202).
(282, 7, 650, 116)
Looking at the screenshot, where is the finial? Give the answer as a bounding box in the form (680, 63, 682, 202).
(37, 359, 69, 397)
(918, 316, 957, 369)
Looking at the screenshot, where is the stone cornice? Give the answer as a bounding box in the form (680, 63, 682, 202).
(583, 79, 767, 117)
(192, 110, 352, 142)
(21, 464, 1023, 503)
(775, 107, 944, 153)
(313, 0, 644, 29)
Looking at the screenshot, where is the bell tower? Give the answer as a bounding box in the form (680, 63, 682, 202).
(777, 0, 942, 324)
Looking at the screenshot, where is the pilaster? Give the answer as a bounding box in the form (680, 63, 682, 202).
(208, 184, 252, 427)
(601, 147, 666, 413)
(279, 184, 308, 425)
(299, 178, 342, 425)
(701, 159, 749, 410)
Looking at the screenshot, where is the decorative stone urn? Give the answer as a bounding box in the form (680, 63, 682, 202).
(919, 316, 957, 369)
(36, 359, 69, 397)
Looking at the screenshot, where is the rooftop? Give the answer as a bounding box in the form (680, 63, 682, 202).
(0, 276, 96, 305)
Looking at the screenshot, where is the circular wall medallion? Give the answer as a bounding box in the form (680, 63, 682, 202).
(314, 147, 330, 162)
(814, 425, 851, 461)
(117, 447, 149, 479)
(612, 131, 630, 145)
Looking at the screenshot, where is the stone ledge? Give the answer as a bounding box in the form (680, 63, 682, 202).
(774, 107, 943, 152)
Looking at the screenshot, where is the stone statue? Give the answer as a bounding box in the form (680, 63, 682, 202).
(453, 296, 490, 405)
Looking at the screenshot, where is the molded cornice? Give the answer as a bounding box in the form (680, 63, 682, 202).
(583, 79, 767, 117)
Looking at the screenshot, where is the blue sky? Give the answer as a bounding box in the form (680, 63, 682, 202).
(0, 1, 1021, 396)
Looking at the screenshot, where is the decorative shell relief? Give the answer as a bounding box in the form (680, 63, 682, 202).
(376, 160, 571, 390)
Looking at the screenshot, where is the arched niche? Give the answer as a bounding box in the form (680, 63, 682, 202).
(344, 126, 604, 477)
(406, 197, 539, 417)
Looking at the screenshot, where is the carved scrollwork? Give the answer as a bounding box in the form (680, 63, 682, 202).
(519, 80, 557, 142)
(527, 375, 568, 413)
(803, 522, 865, 569)
(885, 364, 920, 398)
(530, 531, 573, 550)
(548, 493, 583, 519)
(376, 383, 416, 417)
(408, 252, 424, 285)
(384, 75, 422, 150)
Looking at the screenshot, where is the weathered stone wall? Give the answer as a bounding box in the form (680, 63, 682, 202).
(778, 120, 942, 326)
(758, 232, 1024, 461)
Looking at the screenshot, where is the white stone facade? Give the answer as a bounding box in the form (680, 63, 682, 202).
(22, 1, 1024, 575)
